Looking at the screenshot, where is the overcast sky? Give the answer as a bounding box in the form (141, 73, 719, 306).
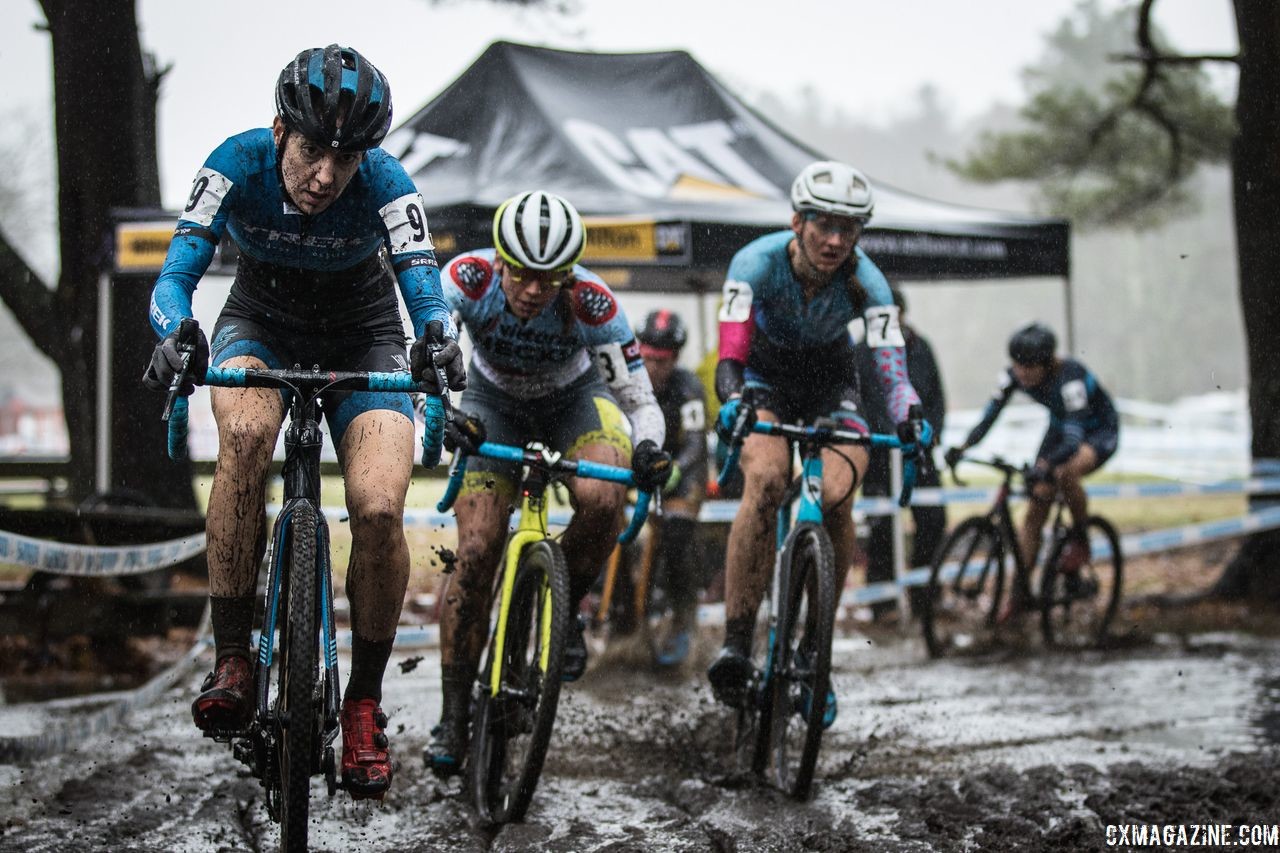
(1, 0, 1237, 210)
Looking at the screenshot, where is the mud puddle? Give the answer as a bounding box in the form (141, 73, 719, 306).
(1, 627, 1277, 851)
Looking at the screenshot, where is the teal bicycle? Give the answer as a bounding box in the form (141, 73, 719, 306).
(162, 318, 446, 852)
(717, 408, 930, 799)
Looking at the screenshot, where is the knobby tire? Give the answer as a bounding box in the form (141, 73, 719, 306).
(279, 503, 319, 853)
(920, 517, 1007, 658)
(767, 522, 835, 800)
(1039, 515, 1124, 649)
(470, 540, 569, 824)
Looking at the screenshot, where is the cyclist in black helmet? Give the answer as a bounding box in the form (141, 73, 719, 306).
(144, 44, 465, 801)
(945, 322, 1119, 620)
(629, 309, 709, 665)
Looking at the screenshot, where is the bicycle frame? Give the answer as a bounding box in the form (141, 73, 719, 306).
(725, 420, 930, 682)
(953, 456, 1071, 596)
(438, 441, 653, 696)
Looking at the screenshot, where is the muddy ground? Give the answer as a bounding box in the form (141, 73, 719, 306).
(1, 547, 1278, 852)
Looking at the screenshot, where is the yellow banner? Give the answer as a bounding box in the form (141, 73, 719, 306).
(115, 222, 175, 273)
(582, 219, 657, 262)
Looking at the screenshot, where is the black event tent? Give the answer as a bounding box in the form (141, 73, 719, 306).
(384, 41, 1070, 292)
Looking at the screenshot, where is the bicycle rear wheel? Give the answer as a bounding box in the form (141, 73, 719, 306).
(1039, 515, 1123, 649)
(278, 504, 319, 853)
(920, 517, 1007, 658)
(469, 540, 569, 824)
(765, 522, 835, 800)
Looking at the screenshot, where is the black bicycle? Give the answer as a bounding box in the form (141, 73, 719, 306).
(162, 318, 445, 852)
(919, 454, 1123, 657)
(717, 409, 929, 799)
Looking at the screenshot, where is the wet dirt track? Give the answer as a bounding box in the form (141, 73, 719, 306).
(1, 626, 1278, 852)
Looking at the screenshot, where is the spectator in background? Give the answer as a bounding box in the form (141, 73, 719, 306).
(855, 286, 946, 623)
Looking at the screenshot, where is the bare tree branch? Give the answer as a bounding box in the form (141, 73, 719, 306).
(0, 228, 60, 362)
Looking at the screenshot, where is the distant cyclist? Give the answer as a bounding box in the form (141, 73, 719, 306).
(708, 161, 927, 715)
(143, 45, 465, 800)
(633, 309, 709, 665)
(426, 191, 670, 776)
(944, 322, 1119, 617)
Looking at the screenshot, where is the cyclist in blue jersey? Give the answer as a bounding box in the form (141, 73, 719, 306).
(424, 191, 671, 776)
(944, 323, 1119, 617)
(142, 45, 465, 800)
(708, 161, 928, 712)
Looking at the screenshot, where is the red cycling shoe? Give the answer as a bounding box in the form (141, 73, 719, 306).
(191, 654, 254, 733)
(341, 698, 393, 800)
(1058, 533, 1092, 574)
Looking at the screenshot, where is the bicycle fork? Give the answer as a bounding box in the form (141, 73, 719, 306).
(488, 478, 554, 698)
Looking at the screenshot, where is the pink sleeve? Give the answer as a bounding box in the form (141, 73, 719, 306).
(718, 308, 755, 362)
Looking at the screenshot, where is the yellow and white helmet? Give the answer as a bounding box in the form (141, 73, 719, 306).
(492, 190, 587, 271)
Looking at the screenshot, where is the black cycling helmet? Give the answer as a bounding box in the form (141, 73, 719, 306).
(275, 45, 392, 151)
(637, 309, 688, 353)
(1008, 322, 1057, 366)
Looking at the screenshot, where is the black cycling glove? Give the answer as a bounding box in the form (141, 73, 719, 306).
(444, 410, 486, 455)
(631, 439, 673, 491)
(411, 320, 466, 394)
(142, 324, 209, 396)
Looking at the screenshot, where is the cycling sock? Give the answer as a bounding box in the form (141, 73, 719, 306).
(724, 615, 755, 658)
(210, 594, 256, 662)
(569, 572, 595, 613)
(439, 662, 475, 723)
(344, 635, 394, 703)
(660, 517, 699, 610)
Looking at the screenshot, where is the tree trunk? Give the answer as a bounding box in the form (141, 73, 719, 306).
(13, 0, 198, 510)
(1214, 0, 1280, 600)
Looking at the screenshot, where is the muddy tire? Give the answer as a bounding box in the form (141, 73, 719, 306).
(469, 540, 569, 824)
(920, 517, 1007, 658)
(278, 503, 319, 853)
(765, 522, 835, 800)
(1040, 516, 1123, 649)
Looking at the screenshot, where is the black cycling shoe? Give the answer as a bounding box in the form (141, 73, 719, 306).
(424, 713, 469, 779)
(561, 616, 589, 682)
(707, 647, 755, 709)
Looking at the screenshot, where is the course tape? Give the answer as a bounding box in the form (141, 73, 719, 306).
(0, 606, 210, 762)
(0, 529, 206, 577)
(841, 504, 1280, 608)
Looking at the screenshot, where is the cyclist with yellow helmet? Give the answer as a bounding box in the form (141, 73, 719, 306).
(425, 190, 671, 776)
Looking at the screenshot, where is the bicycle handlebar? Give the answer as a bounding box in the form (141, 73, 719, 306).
(718, 417, 934, 508)
(945, 453, 1028, 488)
(437, 440, 656, 545)
(160, 324, 447, 466)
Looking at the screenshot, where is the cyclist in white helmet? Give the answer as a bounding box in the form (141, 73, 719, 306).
(708, 161, 928, 721)
(424, 190, 671, 776)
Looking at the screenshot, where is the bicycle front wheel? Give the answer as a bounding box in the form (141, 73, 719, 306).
(278, 504, 319, 853)
(920, 517, 1007, 658)
(1040, 516, 1123, 649)
(766, 522, 836, 800)
(469, 539, 569, 824)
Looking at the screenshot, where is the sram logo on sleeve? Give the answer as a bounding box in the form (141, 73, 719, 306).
(864, 305, 906, 348)
(182, 168, 233, 227)
(719, 280, 753, 322)
(380, 192, 434, 254)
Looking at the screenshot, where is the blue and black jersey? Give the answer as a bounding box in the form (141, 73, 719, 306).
(965, 358, 1119, 466)
(149, 128, 452, 340)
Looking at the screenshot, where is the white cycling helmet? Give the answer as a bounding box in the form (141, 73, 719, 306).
(790, 160, 875, 220)
(493, 190, 587, 271)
